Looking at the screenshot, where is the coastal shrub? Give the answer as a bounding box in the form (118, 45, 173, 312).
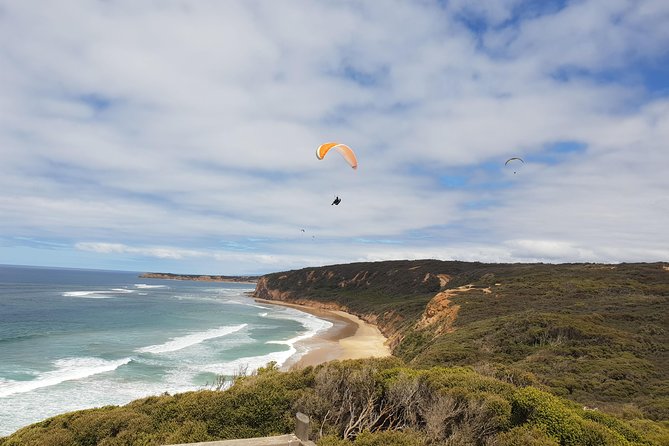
(205, 366, 314, 438)
(317, 435, 349, 446)
(0, 427, 76, 446)
(472, 362, 541, 388)
(580, 409, 647, 443)
(298, 360, 388, 439)
(157, 420, 211, 445)
(626, 419, 669, 446)
(350, 430, 427, 446)
(510, 386, 651, 446)
(299, 361, 653, 445)
(126, 394, 182, 425)
(298, 362, 516, 444)
(640, 397, 669, 422)
(393, 329, 431, 361)
(317, 430, 427, 446)
(495, 425, 560, 445)
(5, 407, 157, 446)
(419, 391, 511, 443)
(406, 307, 665, 420)
(420, 366, 515, 397)
(59, 408, 152, 446)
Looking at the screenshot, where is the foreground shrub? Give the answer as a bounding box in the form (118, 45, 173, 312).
(318, 430, 427, 446)
(511, 386, 647, 446)
(495, 425, 559, 446)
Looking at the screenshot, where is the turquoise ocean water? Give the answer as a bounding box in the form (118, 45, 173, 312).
(0, 265, 331, 436)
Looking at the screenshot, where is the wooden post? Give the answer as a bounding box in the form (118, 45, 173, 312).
(295, 412, 310, 441)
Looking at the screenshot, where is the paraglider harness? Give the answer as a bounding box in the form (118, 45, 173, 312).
(331, 196, 341, 205)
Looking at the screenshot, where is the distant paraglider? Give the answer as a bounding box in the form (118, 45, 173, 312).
(331, 196, 341, 206)
(299, 228, 315, 240)
(505, 157, 524, 174)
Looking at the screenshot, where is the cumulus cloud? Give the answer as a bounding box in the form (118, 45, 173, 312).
(75, 243, 199, 259)
(1, 0, 668, 274)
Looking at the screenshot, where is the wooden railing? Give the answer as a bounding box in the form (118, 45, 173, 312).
(163, 413, 316, 446)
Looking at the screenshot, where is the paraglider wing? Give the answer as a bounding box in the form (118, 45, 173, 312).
(505, 157, 524, 166)
(316, 142, 358, 169)
(505, 157, 525, 174)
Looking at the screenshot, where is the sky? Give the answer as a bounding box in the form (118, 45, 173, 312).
(1, 0, 668, 275)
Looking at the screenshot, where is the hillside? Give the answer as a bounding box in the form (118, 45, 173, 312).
(254, 260, 669, 421)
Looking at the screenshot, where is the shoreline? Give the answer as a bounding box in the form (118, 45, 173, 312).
(254, 298, 392, 369)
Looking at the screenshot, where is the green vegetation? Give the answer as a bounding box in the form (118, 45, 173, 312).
(2, 359, 665, 445)
(3, 260, 668, 445)
(259, 261, 669, 421)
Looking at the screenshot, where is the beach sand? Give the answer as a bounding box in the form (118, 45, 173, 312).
(254, 299, 392, 369)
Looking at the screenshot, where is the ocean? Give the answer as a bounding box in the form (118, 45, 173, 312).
(0, 265, 332, 436)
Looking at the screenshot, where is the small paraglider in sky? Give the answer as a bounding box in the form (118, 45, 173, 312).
(299, 228, 315, 240)
(331, 196, 341, 206)
(505, 157, 524, 174)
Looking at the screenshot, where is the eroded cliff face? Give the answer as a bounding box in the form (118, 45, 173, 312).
(255, 276, 349, 311)
(253, 269, 424, 349)
(253, 262, 465, 351)
(415, 284, 493, 334)
(254, 276, 295, 301)
(254, 267, 496, 346)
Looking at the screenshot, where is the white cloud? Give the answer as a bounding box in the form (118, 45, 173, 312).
(1, 0, 668, 274)
(505, 239, 598, 262)
(75, 242, 196, 259)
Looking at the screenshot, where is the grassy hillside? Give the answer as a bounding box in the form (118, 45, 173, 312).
(256, 261, 669, 421)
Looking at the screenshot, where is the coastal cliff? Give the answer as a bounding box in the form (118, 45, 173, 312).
(253, 260, 669, 422)
(253, 259, 488, 348)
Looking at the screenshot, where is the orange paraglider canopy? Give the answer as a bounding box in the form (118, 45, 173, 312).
(316, 142, 358, 169)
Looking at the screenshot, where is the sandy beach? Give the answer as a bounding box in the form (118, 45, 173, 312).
(254, 298, 392, 369)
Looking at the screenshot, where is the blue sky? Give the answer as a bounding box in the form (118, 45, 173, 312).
(1, 0, 668, 274)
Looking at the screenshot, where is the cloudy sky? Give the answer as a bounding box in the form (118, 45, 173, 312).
(1, 0, 668, 275)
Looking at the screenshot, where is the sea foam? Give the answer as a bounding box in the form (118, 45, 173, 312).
(200, 349, 297, 377)
(136, 324, 247, 354)
(262, 308, 333, 366)
(263, 308, 333, 341)
(0, 357, 132, 398)
(193, 310, 332, 376)
(62, 289, 134, 298)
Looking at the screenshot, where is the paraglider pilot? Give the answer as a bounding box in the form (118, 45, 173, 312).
(331, 196, 341, 205)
